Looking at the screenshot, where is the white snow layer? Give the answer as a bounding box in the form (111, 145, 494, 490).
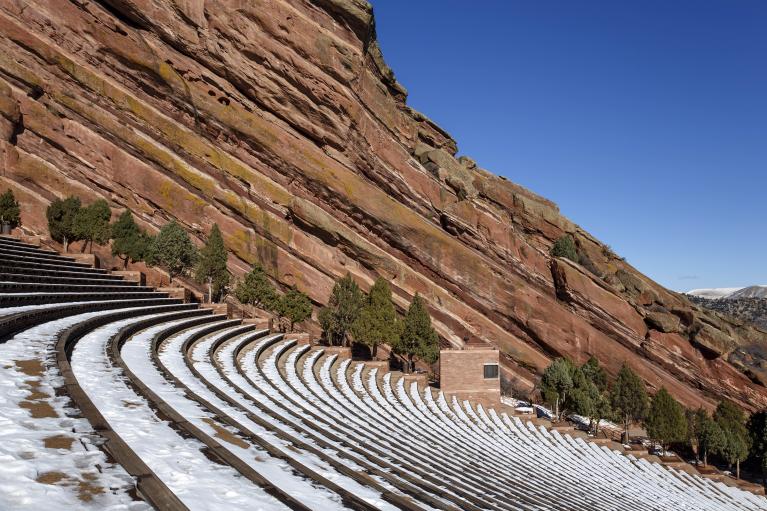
(71, 314, 287, 511)
(685, 287, 744, 299)
(0, 306, 166, 510)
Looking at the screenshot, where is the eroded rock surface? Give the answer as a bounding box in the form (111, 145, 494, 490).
(1, 0, 765, 410)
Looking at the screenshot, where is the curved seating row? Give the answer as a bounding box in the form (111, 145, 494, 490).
(0, 237, 189, 509)
(1, 235, 765, 510)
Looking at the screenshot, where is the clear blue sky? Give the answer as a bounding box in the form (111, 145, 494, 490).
(374, 1, 766, 292)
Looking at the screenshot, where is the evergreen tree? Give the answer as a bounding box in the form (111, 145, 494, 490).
(234, 263, 278, 314)
(610, 363, 649, 443)
(73, 199, 112, 253)
(581, 356, 608, 392)
(147, 220, 198, 282)
(394, 293, 439, 373)
(568, 377, 597, 421)
(747, 411, 767, 488)
(318, 273, 364, 346)
(687, 408, 706, 463)
(0, 189, 21, 228)
(46, 196, 82, 252)
(698, 411, 725, 467)
(111, 210, 151, 268)
(195, 224, 230, 302)
(351, 277, 400, 359)
(715, 400, 751, 479)
(550, 235, 579, 263)
(540, 358, 574, 420)
(591, 392, 613, 437)
(276, 287, 312, 332)
(645, 388, 687, 453)
(579, 356, 611, 435)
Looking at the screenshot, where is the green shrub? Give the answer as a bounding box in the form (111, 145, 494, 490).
(551, 235, 579, 263)
(0, 189, 21, 228)
(276, 287, 312, 332)
(46, 196, 82, 252)
(352, 277, 401, 359)
(73, 199, 111, 253)
(111, 210, 151, 268)
(319, 273, 364, 346)
(195, 224, 230, 302)
(393, 293, 439, 373)
(235, 263, 278, 312)
(147, 221, 198, 282)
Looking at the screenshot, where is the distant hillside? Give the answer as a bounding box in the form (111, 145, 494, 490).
(730, 286, 767, 299)
(687, 294, 767, 331)
(687, 287, 745, 299)
(687, 286, 767, 300)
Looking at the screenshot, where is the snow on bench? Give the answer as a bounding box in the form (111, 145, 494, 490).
(0, 306, 178, 509)
(163, 324, 399, 511)
(71, 314, 288, 511)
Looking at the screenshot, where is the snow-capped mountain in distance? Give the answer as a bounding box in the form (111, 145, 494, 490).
(686, 287, 745, 299)
(686, 286, 767, 300)
(729, 286, 767, 299)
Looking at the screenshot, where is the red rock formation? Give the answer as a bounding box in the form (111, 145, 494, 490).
(1, 0, 765, 411)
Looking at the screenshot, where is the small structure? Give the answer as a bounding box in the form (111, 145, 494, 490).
(440, 337, 500, 408)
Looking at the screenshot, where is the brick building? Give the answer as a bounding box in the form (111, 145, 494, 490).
(439, 338, 500, 408)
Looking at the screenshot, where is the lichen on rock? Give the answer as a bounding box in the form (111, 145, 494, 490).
(0, 0, 765, 412)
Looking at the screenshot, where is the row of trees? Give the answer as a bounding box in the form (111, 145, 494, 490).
(319, 274, 439, 372)
(46, 196, 111, 253)
(540, 357, 753, 478)
(233, 263, 312, 332)
(44, 196, 437, 365)
(46, 196, 229, 300)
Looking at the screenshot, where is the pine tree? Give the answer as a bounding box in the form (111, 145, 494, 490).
(46, 196, 82, 252)
(351, 277, 400, 359)
(610, 363, 649, 443)
(715, 400, 751, 479)
(195, 224, 230, 302)
(111, 210, 150, 268)
(73, 199, 112, 253)
(581, 356, 608, 392)
(747, 411, 767, 488)
(645, 388, 687, 453)
(591, 392, 613, 437)
(0, 189, 21, 228)
(147, 220, 198, 283)
(579, 356, 611, 435)
(687, 408, 706, 463)
(568, 378, 597, 421)
(234, 263, 278, 314)
(276, 287, 312, 332)
(394, 293, 439, 373)
(540, 358, 574, 420)
(698, 411, 725, 467)
(318, 273, 364, 346)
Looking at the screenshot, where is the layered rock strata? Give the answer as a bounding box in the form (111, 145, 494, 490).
(1, 0, 765, 410)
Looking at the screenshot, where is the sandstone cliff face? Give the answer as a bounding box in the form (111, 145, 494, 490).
(1, 0, 765, 411)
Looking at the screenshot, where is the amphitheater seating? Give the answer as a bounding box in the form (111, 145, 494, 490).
(0, 235, 765, 510)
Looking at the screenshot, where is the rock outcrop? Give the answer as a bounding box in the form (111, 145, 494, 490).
(1, 0, 766, 411)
